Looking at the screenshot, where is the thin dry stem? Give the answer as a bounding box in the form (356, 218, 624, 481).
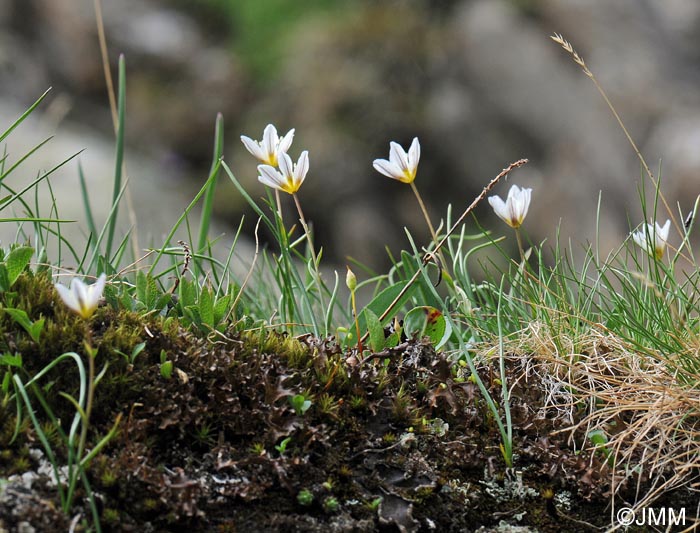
(94, 0, 139, 258)
(230, 217, 261, 317)
(550, 33, 682, 241)
(360, 158, 528, 343)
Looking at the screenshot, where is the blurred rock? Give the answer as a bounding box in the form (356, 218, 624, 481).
(3, 0, 700, 270)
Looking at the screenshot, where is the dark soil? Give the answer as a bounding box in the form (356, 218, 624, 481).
(0, 272, 695, 532)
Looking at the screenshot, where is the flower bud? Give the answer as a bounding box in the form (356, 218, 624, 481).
(346, 266, 357, 292)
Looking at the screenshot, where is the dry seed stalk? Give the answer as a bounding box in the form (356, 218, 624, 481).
(360, 158, 528, 344)
(550, 33, 682, 239)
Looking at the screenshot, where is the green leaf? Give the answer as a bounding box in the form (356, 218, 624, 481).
(29, 319, 45, 343)
(356, 281, 417, 333)
(5, 246, 33, 287)
(403, 306, 452, 349)
(213, 293, 232, 325)
(4, 308, 32, 331)
(199, 287, 214, 327)
(363, 308, 385, 353)
(130, 342, 147, 364)
(4, 308, 43, 343)
(160, 360, 173, 379)
(179, 279, 196, 308)
(0, 352, 22, 367)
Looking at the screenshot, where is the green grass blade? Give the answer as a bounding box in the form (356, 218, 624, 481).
(78, 161, 98, 248)
(147, 160, 222, 276)
(105, 55, 126, 260)
(0, 88, 51, 144)
(197, 113, 224, 259)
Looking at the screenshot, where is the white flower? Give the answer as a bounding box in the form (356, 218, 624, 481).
(258, 150, 309, 195)
(55, 273, 106, 319)
(240, 124, 295, 167)
(373, 137, 421, 184)
(632, 219, 671, 260)
(488, 185, 532, 229)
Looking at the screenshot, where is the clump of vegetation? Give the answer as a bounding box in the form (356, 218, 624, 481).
(0, 26, 698, 533)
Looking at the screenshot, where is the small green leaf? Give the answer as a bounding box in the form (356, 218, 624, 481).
(29, 318, 45, 343)
(160, 360, 173, 379)
(290, 394, 312, 415)
(4, 308, 32, 331)
(363, 308, 385, 353)
(357, 281, 417, 334)
(199, 287, 214, 327)
(403, 306, 451, 349)
(4, 308, 43, 342)
(5, 247, 33, 287)
(178, 278, 197, 307)
(130, 342, 147, 364)
(0, 352, 22, 367)
(213, 293, 232, 325)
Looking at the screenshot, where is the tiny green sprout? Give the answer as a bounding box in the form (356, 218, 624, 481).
(382, 432, 397, 444)
(115, 341, 146, 365)
(323, 496, 339, 513)
(102, 508, 120, 525)
(349, 395, 364, 409)
(297, 489, 314, 506)
(250, 442, 265, 456)
(588, 429, 613, 465)
(160, 360, 173, 380)
(159, 349, 173, 379)
(367, 497, 382, 511)
(275, 436, 292, 456)
(322, 479, 333, 491)
(290, 394, 312, 415)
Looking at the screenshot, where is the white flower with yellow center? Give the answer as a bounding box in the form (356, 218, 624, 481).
(258, 150, 309, 195)
(488, 185, 532, 229)
(55, 273, 106, 319)
(240, 124, 295, 167)
(632, 219, 671, 260)
(373, 137, 421, 184)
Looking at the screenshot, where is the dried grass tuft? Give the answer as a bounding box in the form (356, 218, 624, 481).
(510, 322, 700, 526)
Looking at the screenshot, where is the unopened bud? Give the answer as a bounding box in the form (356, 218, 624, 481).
(346, 266, 357, 292)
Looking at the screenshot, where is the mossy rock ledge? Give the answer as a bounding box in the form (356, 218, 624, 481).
(0, 272, 693, 532)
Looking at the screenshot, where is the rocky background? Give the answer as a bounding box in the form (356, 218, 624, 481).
(1, 0, 700, 270)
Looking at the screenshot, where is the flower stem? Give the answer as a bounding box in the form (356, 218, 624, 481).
(351, 289, 363, 355)
(514, 227, 525, 264)
(77, 335, 96, 463)
(293, 193, 326, 330)
(410, 181, 438, 245)
(274, 189, 283, 226)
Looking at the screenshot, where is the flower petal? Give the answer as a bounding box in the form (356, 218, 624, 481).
(240, 135, 265, 161)
(278, 151, 294, 178)
(373, 159, 404, 180)
(278, 129, 295, 155)
(488, 195, 510, 224)
(262, 124, 278, 158)
(258, 164, 285, 191)
(407, 137, 420, 170)
(55, 283, 79, 314)
(389, 141, 410, 172)
(294, 151, 309, 184)
(657, 219, 671, 241)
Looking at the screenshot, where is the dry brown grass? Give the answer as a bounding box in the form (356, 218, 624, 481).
(509, 322, 700, 530)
